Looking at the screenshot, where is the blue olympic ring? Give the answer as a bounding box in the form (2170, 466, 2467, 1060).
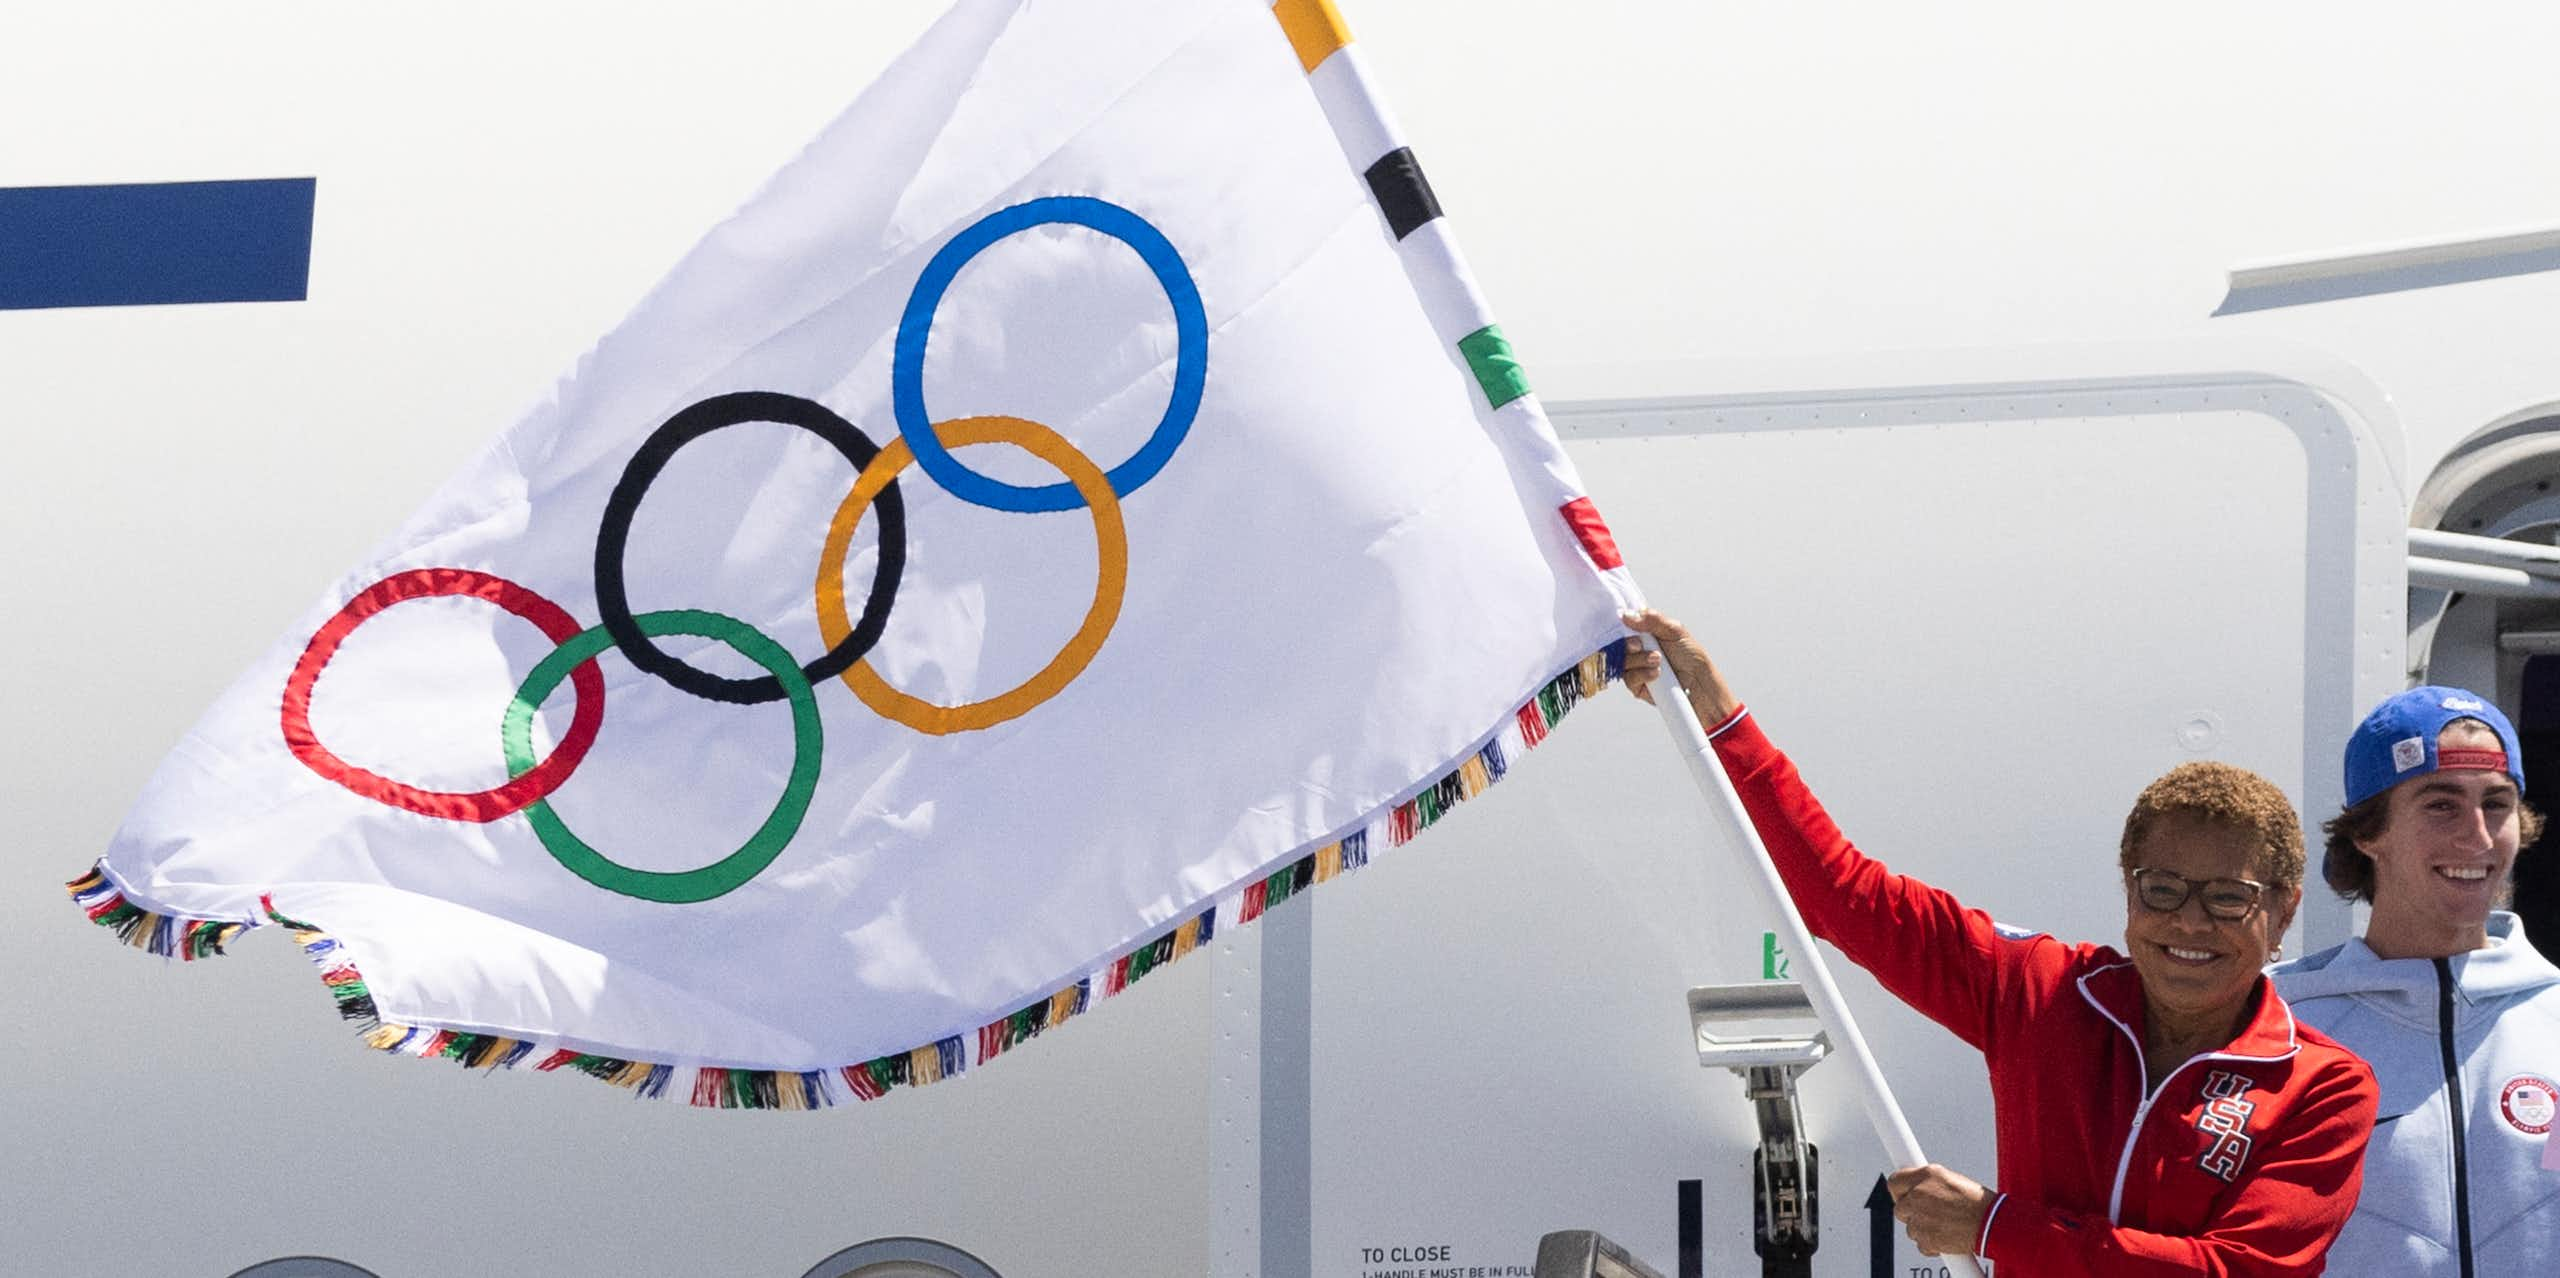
(892, 196, 1208, 514)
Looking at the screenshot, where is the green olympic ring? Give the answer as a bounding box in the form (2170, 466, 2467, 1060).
(502, 609, 822, 904)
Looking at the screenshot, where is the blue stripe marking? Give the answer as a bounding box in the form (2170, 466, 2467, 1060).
(0, 177, 315, 310)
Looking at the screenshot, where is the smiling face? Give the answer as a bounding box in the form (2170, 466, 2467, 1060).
(2356, 721, 2523, 958)
(2123, 813, 2300, 1042)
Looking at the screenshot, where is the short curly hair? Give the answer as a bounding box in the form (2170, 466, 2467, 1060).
(2320, 718, 2545, 902)
(2118, 761, 2306, 889)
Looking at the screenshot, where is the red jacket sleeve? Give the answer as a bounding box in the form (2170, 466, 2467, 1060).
(1708, 709, 2030, 1053)
(1979, 1057, 2376, 1276)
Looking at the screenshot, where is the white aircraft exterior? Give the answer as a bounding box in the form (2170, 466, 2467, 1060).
(6, 3, 2559, 1276)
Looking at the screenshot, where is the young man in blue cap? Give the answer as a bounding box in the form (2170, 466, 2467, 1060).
(2274, 686, 2560, 1276)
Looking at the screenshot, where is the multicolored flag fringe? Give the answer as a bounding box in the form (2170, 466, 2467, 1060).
(68, 0, 1642, 1108)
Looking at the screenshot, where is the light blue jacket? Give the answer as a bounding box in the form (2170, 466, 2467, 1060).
(2272, 913, 2560, 1276)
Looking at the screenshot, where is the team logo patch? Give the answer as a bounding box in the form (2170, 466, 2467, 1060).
(2500, 1074, 2557, 1136)
(2194, 1069, 2259, 1182)
(2391, 737, 2427, 772)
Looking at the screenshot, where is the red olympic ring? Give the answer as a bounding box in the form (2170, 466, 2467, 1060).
(282, 567, 606, 822)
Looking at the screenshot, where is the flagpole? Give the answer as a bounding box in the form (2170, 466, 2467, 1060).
(1642, 639, 1988, 1278)
(1269, 4, 1982, 1270)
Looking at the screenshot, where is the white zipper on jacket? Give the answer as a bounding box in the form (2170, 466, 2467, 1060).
(2106, 1057, 2200, 1223)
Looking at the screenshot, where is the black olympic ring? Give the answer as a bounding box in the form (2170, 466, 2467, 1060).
(594, 390, 907, 705)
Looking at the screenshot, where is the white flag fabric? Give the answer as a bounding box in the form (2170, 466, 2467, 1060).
(71, 0, 1641, 1106)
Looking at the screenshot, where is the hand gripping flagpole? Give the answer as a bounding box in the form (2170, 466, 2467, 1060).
(1641, 639, 1986, 1278)
(1268, 3, 1981, 1270)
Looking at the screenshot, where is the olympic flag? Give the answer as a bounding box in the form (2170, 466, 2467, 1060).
(69, 0, 1642, 1107)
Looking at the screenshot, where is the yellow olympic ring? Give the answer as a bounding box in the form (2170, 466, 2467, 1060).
(815, 415, 1127, 736)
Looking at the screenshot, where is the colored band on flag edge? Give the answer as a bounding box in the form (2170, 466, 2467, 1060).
(62, 640, 1628, 1110)
(1272, 0, 1354, 74)
(1363, 148, 1442, 242)
(1560, 497, 1625, 571)
(1457, 324, 1531, 410)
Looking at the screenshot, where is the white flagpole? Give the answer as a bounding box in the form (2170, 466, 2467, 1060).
(1268, 4, 1981, 1269)
(1642, 638, 1988, 1278)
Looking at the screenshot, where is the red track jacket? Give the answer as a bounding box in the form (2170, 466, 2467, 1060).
(1712, 710, 2377, 1275)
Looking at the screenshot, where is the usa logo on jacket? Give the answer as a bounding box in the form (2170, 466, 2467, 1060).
(2500, 1074, 2556, 1136)
(2194, 1069, 2259, 1182)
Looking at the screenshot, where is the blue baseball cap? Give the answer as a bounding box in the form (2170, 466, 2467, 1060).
(2342, 686, 2525, 807)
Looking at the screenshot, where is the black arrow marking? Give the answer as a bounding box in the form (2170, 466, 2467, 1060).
(1867, 1175, 1894, 1278)
(1677, 1177, 1702, 1278)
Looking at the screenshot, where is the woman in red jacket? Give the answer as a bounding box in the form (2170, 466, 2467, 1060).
(1622, 611, 2376, 1276)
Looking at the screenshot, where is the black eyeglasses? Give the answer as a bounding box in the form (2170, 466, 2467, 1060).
(2127, 868, 2267, 921)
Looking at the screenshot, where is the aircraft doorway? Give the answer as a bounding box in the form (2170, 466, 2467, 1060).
(2514, 659, 2560, 956)
(2406, 405, 2560, 959)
